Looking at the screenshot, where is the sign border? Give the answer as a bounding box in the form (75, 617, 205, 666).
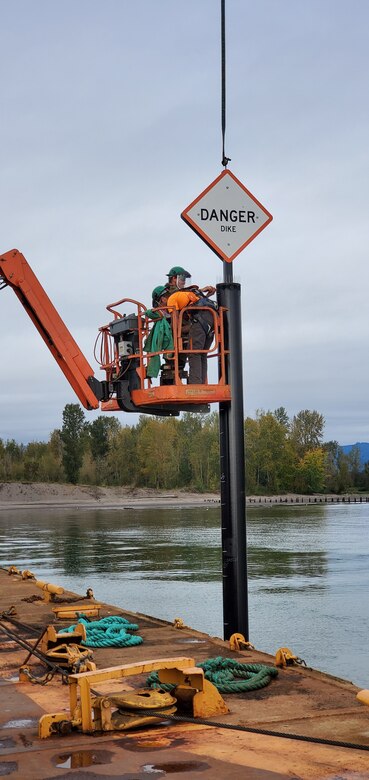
(181, 169, 273, 263)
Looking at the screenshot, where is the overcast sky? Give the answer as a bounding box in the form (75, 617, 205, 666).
(1, 0, 368, 446)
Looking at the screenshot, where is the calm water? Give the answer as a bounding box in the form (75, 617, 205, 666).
(0, 503, 368, 688)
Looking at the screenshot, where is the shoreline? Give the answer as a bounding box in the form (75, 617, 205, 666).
(0, 481, 368, 510)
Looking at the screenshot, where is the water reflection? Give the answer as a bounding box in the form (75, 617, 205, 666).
(0, 505, 330, 584)
(250, 548, 327, 579)
(0, 506, 330, 583)
(1, 503, 369, 686)
(0, 508, 327, 582)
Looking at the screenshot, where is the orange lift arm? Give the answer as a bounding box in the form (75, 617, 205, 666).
(0, 249, 102, 410)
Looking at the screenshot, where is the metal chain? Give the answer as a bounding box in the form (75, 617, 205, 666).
(20, 666, 56, 686)
(0, 622, 68, 683)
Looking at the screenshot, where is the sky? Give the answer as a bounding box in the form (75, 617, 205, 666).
(1, 0, 369, 446)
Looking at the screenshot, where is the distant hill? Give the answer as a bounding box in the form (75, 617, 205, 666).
(341, 442, 369, 467)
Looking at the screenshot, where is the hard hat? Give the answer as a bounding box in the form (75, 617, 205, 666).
(166, 266, 191, 278)
(152, 285, 167, 306)
(152, 285, 167, 299)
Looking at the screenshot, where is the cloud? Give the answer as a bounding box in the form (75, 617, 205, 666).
(1, 0, 369, 445)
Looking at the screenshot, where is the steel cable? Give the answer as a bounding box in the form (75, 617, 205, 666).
(128, 709, 369, 752)
(221, 0, 231, 167)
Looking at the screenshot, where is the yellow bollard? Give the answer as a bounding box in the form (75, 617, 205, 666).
(357, 690, 369, 707)
(35, 580, 64, 602)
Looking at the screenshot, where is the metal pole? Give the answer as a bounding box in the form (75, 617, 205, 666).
(217, 267, 249, 640)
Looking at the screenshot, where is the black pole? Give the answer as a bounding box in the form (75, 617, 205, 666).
(217, 271, 249, 640)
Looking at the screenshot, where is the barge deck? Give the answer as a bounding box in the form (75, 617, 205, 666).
(1, 569, 369, 779)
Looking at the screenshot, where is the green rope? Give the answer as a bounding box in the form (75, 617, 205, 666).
(199, 657, 278, 692)
(147, 656, 278, 693)
(59, 616, 143, 648)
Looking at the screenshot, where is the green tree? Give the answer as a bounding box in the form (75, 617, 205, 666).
(88, 416, 121, 461)
(244, 416, 259, 494)
(1, 439, 24, 480)
(290, 410, 325, 456)
(86, 416, 121, 484)
(0, 438, 5, 480)
(361, 462, 369, 492)
(245, 411, 296, 494)
(336, 451, 352, 493)
(323, 442, 361, 494)
(103, 424, 138, 485)
(177, 413, 204, 486)
(322, 440, 340, 492)
(296, 448, 325, 493)
(274, 407, 290, 430)
(40, 450, 64, 482)
(23, 441, 48, 481)
(136, 416, 181, 488)
(347, 445, 361, 489)
(38, 429, 65, 482)
(60, 404, 86, 483)
(187, 412, 219, 491)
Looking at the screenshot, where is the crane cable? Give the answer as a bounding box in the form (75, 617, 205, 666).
(221, 0, 231, 168)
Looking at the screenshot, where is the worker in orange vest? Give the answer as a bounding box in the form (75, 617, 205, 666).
(167, 288, 218, 384)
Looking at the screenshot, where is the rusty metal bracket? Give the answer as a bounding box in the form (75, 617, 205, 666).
(22, 569, 35, 580)
(39, 655, 229, 738)
(39, 623, 87, 654)
(275, 647, 307, 668)
(7, 565, 21, 576)
(46, 643, 96, 673)
(52, 603, 102, 620)
(229, 633, 255, 652)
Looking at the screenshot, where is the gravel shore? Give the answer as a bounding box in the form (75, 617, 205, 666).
(0, 481, 367, 510)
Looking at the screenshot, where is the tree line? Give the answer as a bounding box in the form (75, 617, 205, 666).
(0, 404, 367, 494)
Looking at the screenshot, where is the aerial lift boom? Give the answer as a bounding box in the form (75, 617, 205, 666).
(0, 248, 230, 416)
(0, 249, 102, 410)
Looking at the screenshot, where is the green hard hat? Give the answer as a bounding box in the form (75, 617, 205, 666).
(166, 266, 191, 278)
(152, 285, 167, 302)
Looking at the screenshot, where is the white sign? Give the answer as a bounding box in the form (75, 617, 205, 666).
(181, 169, 273, 263)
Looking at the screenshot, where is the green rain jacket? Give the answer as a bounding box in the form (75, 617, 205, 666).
(144, 315, 174, 378)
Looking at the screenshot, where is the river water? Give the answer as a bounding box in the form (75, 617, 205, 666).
(1, 502, 368, 688)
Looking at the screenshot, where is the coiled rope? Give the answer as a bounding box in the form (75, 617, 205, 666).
(60, 616, 143, 648)
(200, 657, 278, 692)
(147, 656, 278, 693)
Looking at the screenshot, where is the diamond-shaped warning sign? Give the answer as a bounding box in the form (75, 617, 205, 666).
(181, 169, 272, 263)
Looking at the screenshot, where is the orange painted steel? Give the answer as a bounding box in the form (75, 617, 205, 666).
(97, 297, 231, 409)
(0, 249, 231, 414)
(95, 297, 149, 386)
(131, 384, 231, 406)
(100, 398, 121, 412)
(0, 248, 99, 410)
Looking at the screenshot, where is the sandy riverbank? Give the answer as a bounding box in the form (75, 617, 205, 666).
(0, 481, 366, 510)
(0, 481, 220, 509)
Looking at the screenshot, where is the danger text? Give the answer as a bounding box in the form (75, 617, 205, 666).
(200, 208, 256, 223)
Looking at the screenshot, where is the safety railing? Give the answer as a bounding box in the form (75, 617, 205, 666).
(95, 298, 229, 392)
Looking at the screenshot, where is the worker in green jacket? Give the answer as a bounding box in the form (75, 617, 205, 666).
(144, 286, 173, 379)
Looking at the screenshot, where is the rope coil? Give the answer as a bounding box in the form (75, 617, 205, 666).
(60, 616, 143, 648)
(147, 656, 278, 693)
(199, 657, 278, 692)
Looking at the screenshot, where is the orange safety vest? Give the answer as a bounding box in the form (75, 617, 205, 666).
(167, 290, 199, 310)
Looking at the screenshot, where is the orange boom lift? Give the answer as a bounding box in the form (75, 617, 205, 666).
(0, 248, 230, 417)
